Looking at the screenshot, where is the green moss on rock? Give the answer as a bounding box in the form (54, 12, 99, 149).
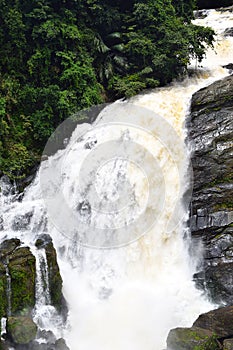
(167, 327, 220, 350)
(45, 242, 63, 311)
(7, 316, 37, 344)
(8, 247, 36, 314)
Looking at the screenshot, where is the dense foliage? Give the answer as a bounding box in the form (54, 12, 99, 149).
(0, 0, 214, 180)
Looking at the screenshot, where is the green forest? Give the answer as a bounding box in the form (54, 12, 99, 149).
(0, 0, 214, 180)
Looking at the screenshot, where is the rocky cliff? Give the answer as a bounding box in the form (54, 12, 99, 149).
(186, 74, 233, 305)
(166, 74, 233, 350)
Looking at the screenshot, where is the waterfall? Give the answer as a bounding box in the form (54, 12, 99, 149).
(33, 248, 51, 307)
(1, 318, 6, 339)
(5, 261, 12, 317)
(31, 247, 65, 340)
(0, 7, 232, 350)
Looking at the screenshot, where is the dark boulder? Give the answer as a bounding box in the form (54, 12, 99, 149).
(223, 63, 233, 73)
(35, 234, 52, 249)
(224, 28, 233, 37)
(193, 306, 233, 338)
(0, 239, 21, 259)
(166, 306, 233, 349)
(167, 326, 219, 350)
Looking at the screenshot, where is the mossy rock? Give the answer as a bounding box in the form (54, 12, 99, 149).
(7, 316, 37, 344)
(224, 339, 233, 350)
(8, 247, 36, 314)
(0, 239, 20, 260)
(167, 326, 220, 350)
(44, 242, 63, 311)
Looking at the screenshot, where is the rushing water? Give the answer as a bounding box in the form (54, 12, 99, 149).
(0, 7, 233, 350)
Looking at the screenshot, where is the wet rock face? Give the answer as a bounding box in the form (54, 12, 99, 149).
(187, 75, 233, 304)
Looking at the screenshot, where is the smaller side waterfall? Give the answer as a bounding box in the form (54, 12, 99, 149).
(1, 318, 6, 339)
(31, 247, 65, 340)
(34, 248, 51, 307)
(5, 260, 12, 317)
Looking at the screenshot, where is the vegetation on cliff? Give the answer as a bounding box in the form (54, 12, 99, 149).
(0, 0, 214, 180)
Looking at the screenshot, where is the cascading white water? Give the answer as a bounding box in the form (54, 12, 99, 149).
(5, 261, 12, 317)
(33, 248, 51, 307)
(0, 7, 233, 350)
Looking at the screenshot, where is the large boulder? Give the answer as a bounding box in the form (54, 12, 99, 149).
(167, 326, 219, 350)
(193, 306, 233, 338)
(167, 306, 233, 350)
(0, 239, 21, 259)
(187, 75, 233, 304)
(7, 316, 37, 345)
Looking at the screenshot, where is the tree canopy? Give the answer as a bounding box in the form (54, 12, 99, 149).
(0, 0, 214, 180)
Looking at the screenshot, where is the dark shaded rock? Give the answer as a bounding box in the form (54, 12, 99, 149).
(194, 9, 209, 19)
(224, 28, 233, 37)
(7, 316, 37, 345)
(0, 239, 21, 260)
(223, 63, 233, 72)
(167, 326, 219, 350)
(197, 1, 233, 9)
(191, 74, 233, 112)
(193, 306, 233, 338)
(45, 242, 65, 314)
(224, 339, 233, 349)
(197, 263, 233, 305)
(0, 216, 4, 231)
(35, 234, 52, 249)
